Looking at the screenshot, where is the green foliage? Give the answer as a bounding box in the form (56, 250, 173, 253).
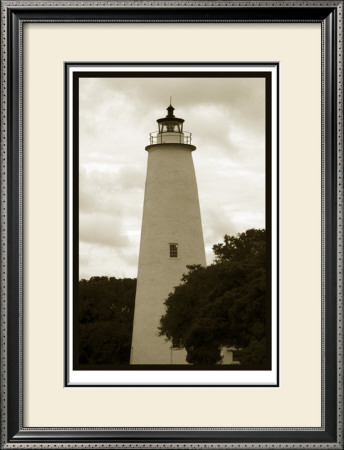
(77, 276, 136, 365)
(159, 229, 268, 366)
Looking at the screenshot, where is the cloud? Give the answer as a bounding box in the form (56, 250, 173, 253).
(79, 242, 139, 280)
(78, 165, 145, 275)
(79, 167, 145, 215)
(79, 213, 130, 248)
(78, 75, 266, 279)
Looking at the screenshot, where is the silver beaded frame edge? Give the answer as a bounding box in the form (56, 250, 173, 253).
(0, 1, 342, 449)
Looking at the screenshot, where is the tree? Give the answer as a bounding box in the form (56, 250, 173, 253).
(78, 276, 136, 365)
(213, 228, 266, 265)
(159, 229, 267, 366)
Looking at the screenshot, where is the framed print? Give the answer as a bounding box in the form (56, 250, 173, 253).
(66, 63, 278, 387)
(1, 0, 343, 448)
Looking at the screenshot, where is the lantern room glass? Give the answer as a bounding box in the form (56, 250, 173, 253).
(158, 121, 183, 133)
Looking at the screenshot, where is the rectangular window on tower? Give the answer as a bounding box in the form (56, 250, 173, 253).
(169, 243, 178, 258)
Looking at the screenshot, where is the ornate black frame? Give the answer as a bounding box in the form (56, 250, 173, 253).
(1, 1, 342, 448)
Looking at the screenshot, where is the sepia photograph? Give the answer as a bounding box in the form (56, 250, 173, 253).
(68, 65, 276, 381)
(4, 0, 342, 445)
(3, 1, 341, 446)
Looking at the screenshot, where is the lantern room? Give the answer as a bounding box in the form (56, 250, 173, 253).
(157, 104, 184, 133)
(148, 103, 193, 146)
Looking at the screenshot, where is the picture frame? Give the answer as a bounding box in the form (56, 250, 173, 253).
(1, 0, 342, 448)
(67, 63, 278, 386)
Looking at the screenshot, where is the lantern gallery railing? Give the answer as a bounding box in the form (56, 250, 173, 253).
(149, 131, 192, 145)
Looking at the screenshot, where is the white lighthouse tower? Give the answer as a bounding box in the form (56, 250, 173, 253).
(130, 103, 206, 365)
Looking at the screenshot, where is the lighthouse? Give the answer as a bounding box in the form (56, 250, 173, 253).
(130, 103, 206, 365)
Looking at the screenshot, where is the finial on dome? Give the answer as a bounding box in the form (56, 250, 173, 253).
(166, 98, 175, 118)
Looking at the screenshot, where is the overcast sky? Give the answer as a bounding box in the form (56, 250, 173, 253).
(79, 76, 265, 280)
